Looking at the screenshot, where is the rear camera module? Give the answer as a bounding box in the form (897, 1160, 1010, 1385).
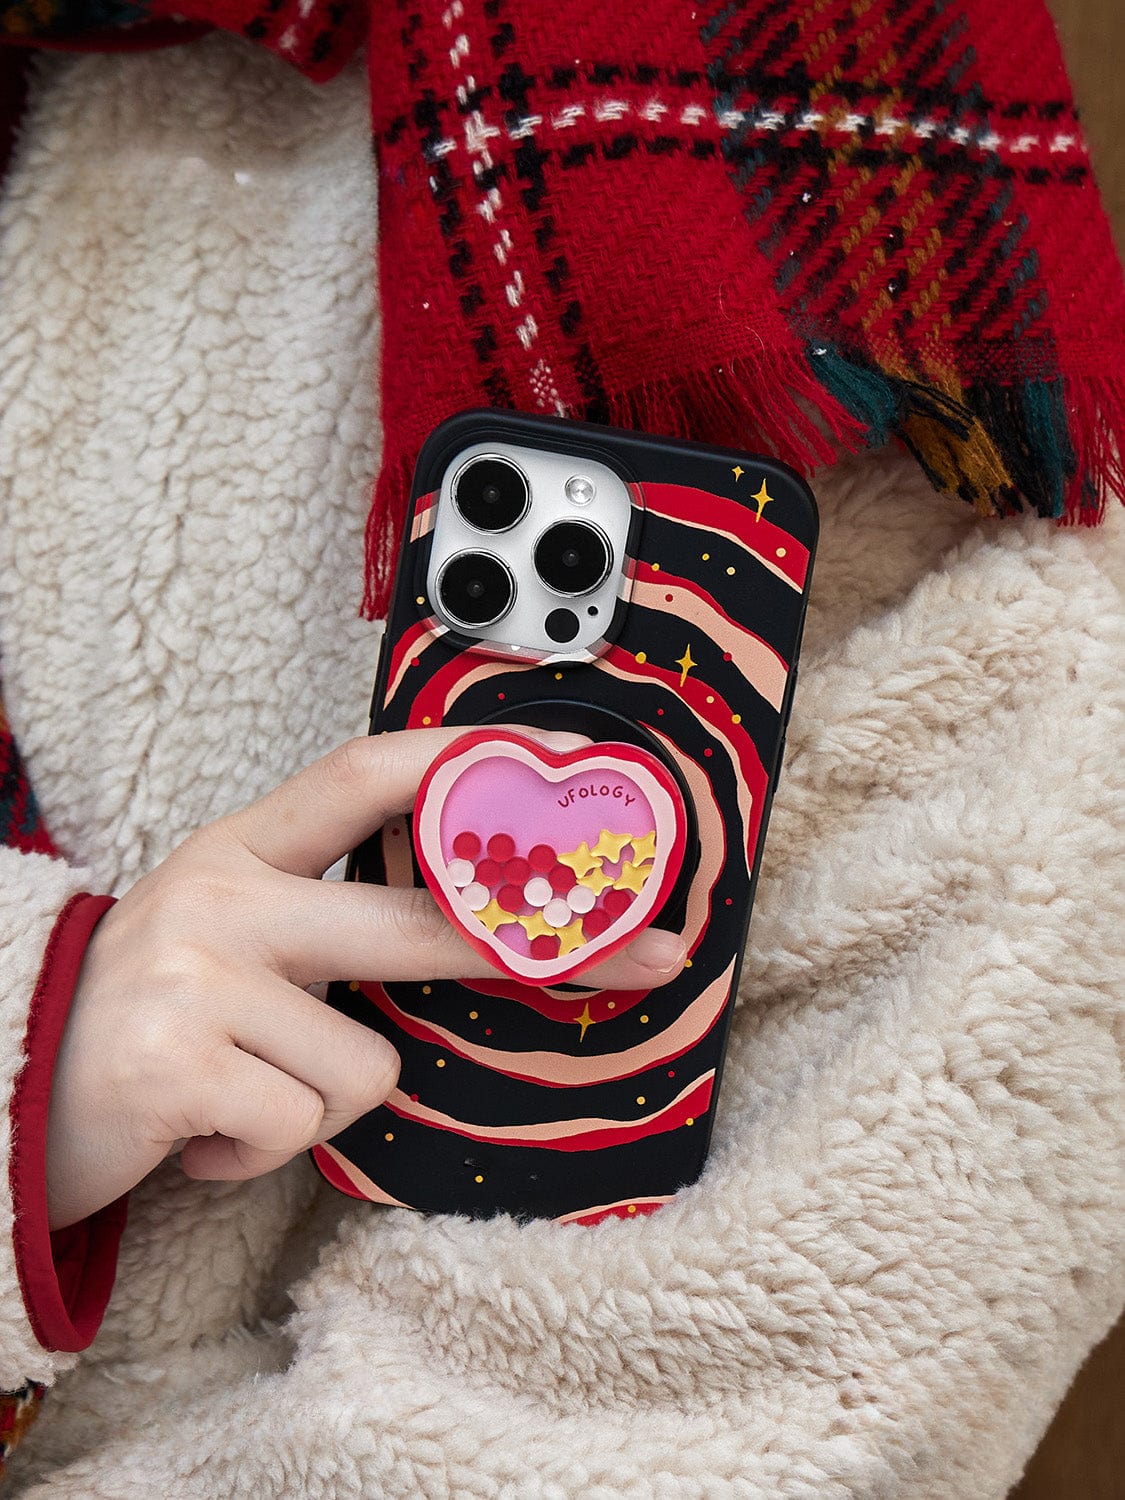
(453, 456, 529, 532)
(533, 520, 612, 597)
(437, 551, 515, 629)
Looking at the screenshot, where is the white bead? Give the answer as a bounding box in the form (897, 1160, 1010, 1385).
(524, 877, 553, 907)
(543, 898, 572, 928)
(566, 885, 596, 914)
(448, 858, 476, 887)
(462, 882, 490, 911)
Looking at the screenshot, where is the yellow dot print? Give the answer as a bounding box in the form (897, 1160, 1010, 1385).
(627, 1204, 637, 1214)
(474, 1175, 484, 1184)
(776, 547, 787, 559)
(732, 713, 742, 725)
(555, 671, 563, 680)
(706, 695, 714, 704)
(635, 651, 647, 664)
(384, 1132, 394, 1142)
(422, 985, 432, 996)
(469, 1010, 478, 1020)
(726, 566, 736, 576)
(640, 1014, 649, 1024)
(348, 981, 359, 992)
(436, 1058, 446, 1068)
(701, 552, 710, 561)
(422, 715, 432, 726)
(636, 1096, 646, 1106)
(686, 1117, 695, 1126)
(684, 958, 693, 968)
(607, 1001, 616, 1010)
(416, 595, 426, 605)
(651, 563, 661, 573)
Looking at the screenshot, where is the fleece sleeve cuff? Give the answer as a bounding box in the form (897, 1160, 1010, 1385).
(11, 893, 128, 1358)
(0, 851, 124, 1385)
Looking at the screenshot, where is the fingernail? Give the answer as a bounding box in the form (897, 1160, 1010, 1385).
(631, 928, 687, 971)
(519, 728, 592, 752)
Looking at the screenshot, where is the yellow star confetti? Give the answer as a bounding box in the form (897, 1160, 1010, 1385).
(675, 643, 696, 686)
(575, 1003, 594, 1042)
(615, 860, 652, 895)
(577, 865, 616, 896)
(556, 919, 586, 957)
(592, 828, 634, 864)
(476, 898, 519, 933)
(751, 478, 774, 522)
(519, 910, 557, 942)
(731, 464, 744, 481)
(557, 842, 603, 879)
(629, 830, 657, 863)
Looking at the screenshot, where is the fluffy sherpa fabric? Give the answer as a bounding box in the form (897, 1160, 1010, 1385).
(0, 35, 1121, 1499)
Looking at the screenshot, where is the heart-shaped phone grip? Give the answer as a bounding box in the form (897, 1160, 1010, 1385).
(414, 730, 689, 984)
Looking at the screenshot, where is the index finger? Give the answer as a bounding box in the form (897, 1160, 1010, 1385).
(221, 727, 589, 878)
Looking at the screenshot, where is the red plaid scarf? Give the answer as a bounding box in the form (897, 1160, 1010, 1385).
(1, 0, 1123, 1458)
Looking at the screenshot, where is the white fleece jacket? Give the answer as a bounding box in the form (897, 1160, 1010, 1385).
(0, 35, 1121, 1500)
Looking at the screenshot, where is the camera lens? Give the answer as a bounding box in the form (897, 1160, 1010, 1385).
(437, 551, 515, 628)
(453, 457, 529, 532)
(534, 520, 612, 596)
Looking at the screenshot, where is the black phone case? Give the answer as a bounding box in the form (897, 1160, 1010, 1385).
(316, 410, 817, 1224)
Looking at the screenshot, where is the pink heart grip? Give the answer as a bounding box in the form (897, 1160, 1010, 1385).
(413, 730, 689, 985)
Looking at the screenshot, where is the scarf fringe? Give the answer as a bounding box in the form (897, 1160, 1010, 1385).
(362, 352, 1125, 619)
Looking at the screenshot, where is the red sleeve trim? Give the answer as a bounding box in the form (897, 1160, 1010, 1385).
(10, 893, 128, 1353)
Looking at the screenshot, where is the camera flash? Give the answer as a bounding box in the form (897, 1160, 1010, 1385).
(565, 475, 596, 505)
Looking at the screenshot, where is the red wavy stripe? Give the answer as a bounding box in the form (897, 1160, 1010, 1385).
(384, 617, 439, 706)
(359, 961, 733, 1085)
(383, 1073, 714, 1151)
(631, 573, 788, 712)
(460, 976, 654, 1024)
(408, 490, 438, 540)
(560, 1196, 674, 1225)
(641, 481, 809, 590)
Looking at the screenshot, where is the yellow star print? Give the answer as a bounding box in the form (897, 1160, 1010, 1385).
(557, 842, 603, 879)
(519, 910, 556, 942)
(592, 828, 634, 864)
(751, 478, 774, 522)
(675, 643, 696, 686)
(575, 1002, 594, 1042)
(629, 830, 657, 863)
(615, 860, 652, 895)
(577, 865, 616, 896)
(476, 898, 519, 933)
(556, 919, 586, 956)
(731, 464, 744, 481)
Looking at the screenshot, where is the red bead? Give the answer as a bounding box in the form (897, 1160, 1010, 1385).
(498, 884, 525, 913)
(475, 858, 502, 887)
(703, 748, 713, 758)
(528, 843, 557, 873)
(549, 863, 576, 894)
(603, 888, 634, 919)
(487, 832, 516, 862)
(582, 908, 611, 939)
(452, 831, 481, 860)
(530, 935, 559, 960)
(504, 857, 531, 885)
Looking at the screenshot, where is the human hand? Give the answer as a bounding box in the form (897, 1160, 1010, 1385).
(45, 728, 687, 1230)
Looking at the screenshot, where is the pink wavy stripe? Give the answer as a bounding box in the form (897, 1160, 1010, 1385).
(409, 491, 437, 541)
(314, 1144, 409, 1207)
(360, 960, 734, 1086)
(460, 975, 655, 1024)
(559, 1195, 676, 1225)
(643, 722, 727, 953)
(379, 815, 415, 888)
(383, 1072, 715, 1150)
(385, 618, 440, 706)
(631, 575, 787, 713)
(640, 481, 808, 591)
(406, 652, 513, 727)
(599, 648, 758, 880)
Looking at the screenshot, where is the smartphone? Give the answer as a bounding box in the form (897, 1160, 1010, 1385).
(314, 410, 817, 1224)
